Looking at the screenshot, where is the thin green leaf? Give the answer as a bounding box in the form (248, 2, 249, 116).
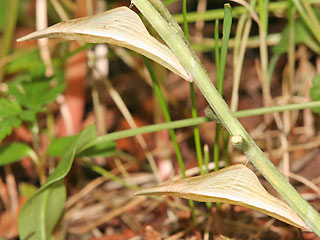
(47, 135, 116, 158)
(78, 141, 116, 158)
(17, 7, 191, 82)
(18, 125, 97, 240)
(218, 4, 232, 94)
(0, 143, 34, 166)
(135, 164, 310, 231)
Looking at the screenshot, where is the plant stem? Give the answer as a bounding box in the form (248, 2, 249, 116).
(30, 121, 46, 184)
(214, 5, 232, 170)
(258, 0, 272, 160)
(83, 161, 139, 190)
(164, 0, 179, 6)
(213, 19, 220, 172)
(144, 57, 186, 177)
(183, 0, 203, 175)
(182, 0, 189, 39)
(131, 0, 320, 234)
(82, 101, 320, 150)
(172, 0, 320, 22)
(259, 0, 269, 33)
(190, 82, 203, 174)
(204, 145, 210, 174)
(217, 5, 232, 95)
(190, 33, 320, 54)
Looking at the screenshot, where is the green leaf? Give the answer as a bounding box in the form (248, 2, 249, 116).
(78, 141, 116, 158)
(0, 97, 35, 141)
(5, 50, 46, 77)
(0, 117, 22, 142)
(0, 143, 34, 166)
(309, 74, 320, 113)
(18, 180, 66, 240)
(44, 125, 97, 192)
(47, 135, 116, 158)
(18, 125, 97, 240)
(46, 136, 77, 157)
(273, 18, 320, 54)
(19, 182, 38, 199)
(0, 99, 23, 138)
(19, 110, 36, 122)
(8, 78, 65, 112)
(0, 98, 22, 118)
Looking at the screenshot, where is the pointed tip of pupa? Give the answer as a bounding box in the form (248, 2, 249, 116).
(133, 188, 153, 196)
(16, 26, 58, 42)
(17, 31, 40, 42)
(16, 35, 29, 42)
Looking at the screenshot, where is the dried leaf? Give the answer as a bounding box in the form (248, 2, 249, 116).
(135, 164, 310, 231)
(17, 7, 191, 82)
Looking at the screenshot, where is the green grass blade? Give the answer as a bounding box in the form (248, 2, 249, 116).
(143, 57, 186, 177)
(183, 0, 203, 175)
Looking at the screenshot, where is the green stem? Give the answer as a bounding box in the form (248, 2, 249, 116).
(183, 0, 203, 175)
(288, 2, 295, 96)
(131, 0, 320, 234)
(182, 0, 189, 40)
(213, 126, 221, 171)
(213, 19, 220, 172)
(30, 121, 46, 184)
(190, 33, 320, 54)
(214, 5, 232, 170)
(149, 0, 187, 43)
(259, 0, 269, 97)
(164, 0, 179, 6)
(172, 0, 320, 22)
(214, 20, 220, 82)
(222, 130, 230, 166)
(143, 57, 186, 177)
(259, 0, 269, 33)
(218, 4, 232, 94)
(190, 83, 203, 174)
(204, 145, 210, 174)
(83, 161, 139, 190)
(267, 53, 281, 84)
(82, 101, 320, 151)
